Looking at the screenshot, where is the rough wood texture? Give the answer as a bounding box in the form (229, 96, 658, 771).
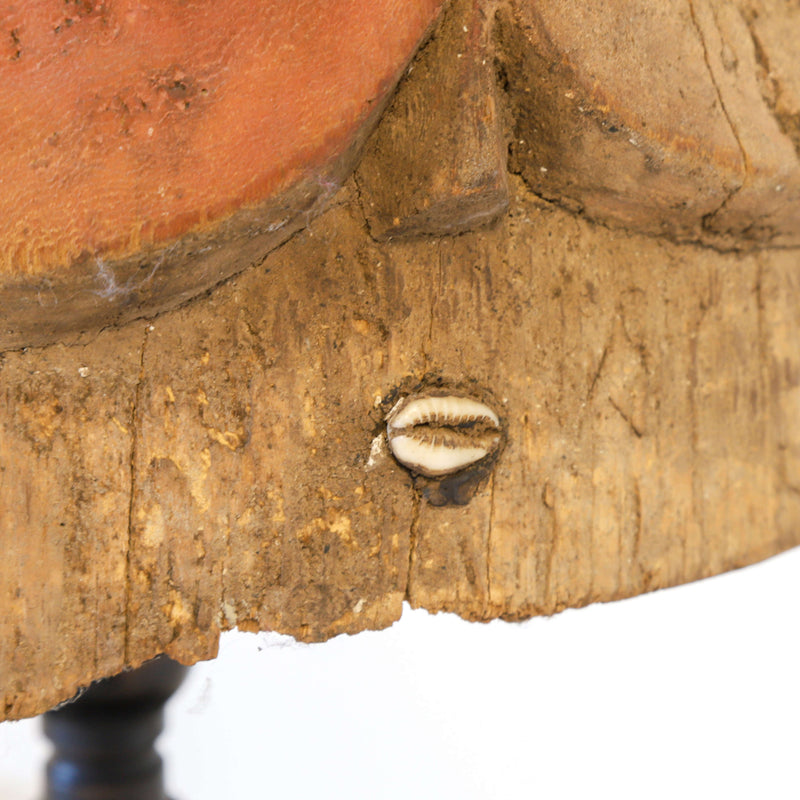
(499, 0, 800, 248)
(2, 0, 800, 720)
(4, 174, 800, 719)
(357, 0, 509, 238)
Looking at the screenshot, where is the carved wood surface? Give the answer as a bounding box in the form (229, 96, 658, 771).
(499, 0, 800, 248)
(2, 0, 800, 720)
(0, 0, 444, 349)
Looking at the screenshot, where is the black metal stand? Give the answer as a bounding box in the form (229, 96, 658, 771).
(42, 656, 189, 800)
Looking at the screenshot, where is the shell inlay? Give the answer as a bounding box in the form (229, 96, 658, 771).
(385, 393, 502, 477)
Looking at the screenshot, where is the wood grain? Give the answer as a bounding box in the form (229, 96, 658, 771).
(2, 0, 800, 720)
(3, 174, 800, 719)
(357, 0, 509, 239)
(499, 0, 800, 248)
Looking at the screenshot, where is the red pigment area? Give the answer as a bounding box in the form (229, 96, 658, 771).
(0, 0, 443, 275)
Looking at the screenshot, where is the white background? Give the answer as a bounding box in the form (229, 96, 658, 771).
(1, 547, 798, 800)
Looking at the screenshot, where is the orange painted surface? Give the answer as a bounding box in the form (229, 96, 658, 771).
(0, 0, 443, 275)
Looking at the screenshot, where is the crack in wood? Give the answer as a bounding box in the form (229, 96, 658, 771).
(123, 323, 150, 662)
(404, 490, 422, 603)
(608, 396, 643, 439)
(687, 0, 749, 228)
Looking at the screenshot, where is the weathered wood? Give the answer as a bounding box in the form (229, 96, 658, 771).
(2, 0, 800, 720)
(4, 172, 800, 719)
(1, 329, 141, 718)
(357, 0, 509, 238)
(498, 0, 800, 247)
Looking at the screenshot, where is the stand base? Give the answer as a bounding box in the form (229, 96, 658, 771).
(43, 657, 188, 800)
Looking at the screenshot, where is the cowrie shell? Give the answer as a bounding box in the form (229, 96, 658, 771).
(385, 393, 502, 477)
